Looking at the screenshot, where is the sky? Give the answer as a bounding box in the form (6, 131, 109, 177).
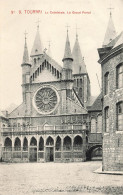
(0, 0, 123, 110)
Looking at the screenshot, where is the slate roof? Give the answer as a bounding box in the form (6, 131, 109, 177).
(30, 28, 43, 56)
(87, 93, 102, 111)
(103, 13, 116, 47)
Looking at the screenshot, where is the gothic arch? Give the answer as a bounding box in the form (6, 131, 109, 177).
(39, 137, 44, 151)
(63, 136, 72, 151)
(55, 136, 61, 151)
(73, 135, 83, 146)
(46, 136, 54, 146)
(4, 137, 12, 147)
(23, 137, 28, 151)
(30, 137, 37, 146)
(14, 137, 21, 151)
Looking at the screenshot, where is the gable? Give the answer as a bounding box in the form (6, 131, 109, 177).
(32, 68, 60, 83)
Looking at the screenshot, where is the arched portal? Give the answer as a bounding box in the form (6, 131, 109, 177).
(73, 136, 83, 150)
(39, 137, 44, 151)
(29, 137, 37, 162)
(4, 137, 12, 151)
(14, 137, 21, 151)
(55, 136, 61, 151)
(86, 145, 102, 161)
(46, 136, 54, 162)
(63, 136, 72, 151)
(23, 137, 28, 151)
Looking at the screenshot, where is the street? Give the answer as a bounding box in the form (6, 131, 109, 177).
(0, 161, 123, 195)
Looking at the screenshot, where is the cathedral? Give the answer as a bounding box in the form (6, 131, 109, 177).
(0, 21, 103, 163)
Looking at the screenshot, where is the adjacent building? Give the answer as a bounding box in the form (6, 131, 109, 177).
(98, 12, 123, 171)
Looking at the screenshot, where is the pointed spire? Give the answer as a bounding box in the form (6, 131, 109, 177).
(22, 31, 29, 64)
(103, 11, 116, 47)
(30, 23, 43, 56)
(62, 28, 73, 61)
(47, 41, 52, 57)
(72, 34, 87, 74)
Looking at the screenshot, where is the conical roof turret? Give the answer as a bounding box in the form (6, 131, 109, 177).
(30, 26, 43, 56)
(72, 34, 87, 74)
(62, 30, 73, 62)
(103, 12, 116, 47)
(22, 34, 29, 64)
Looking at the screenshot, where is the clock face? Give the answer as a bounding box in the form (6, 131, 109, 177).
(33, 86, 59, 114)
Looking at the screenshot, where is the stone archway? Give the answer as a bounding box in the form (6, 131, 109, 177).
(46, 136, 54, 162)
(29, 137, 37, 162)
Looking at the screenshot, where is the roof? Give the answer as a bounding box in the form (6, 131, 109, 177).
(30, 28, 43, 56)
(22, 38, 29, 64)
(103, 13, 116, 47)
(62, 31, 73, 61)
(72, 35, 87, 74)
(30, 53, 62, 75)
(9, 103, 26, 118)
(0, 110, 6, 118)
(88, 93, 102, 111)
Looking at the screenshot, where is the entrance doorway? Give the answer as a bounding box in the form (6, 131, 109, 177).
(46, 147, 54, 162)
(29, 147, 37, 162)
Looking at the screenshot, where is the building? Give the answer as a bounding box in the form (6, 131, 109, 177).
(98, 12, 123, 171)
(0, 110, 8, 161)
(1, 25, 102, 163)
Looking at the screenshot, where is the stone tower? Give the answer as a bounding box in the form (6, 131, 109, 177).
(72, 33, 91, 105)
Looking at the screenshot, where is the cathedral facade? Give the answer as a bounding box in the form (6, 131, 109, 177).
(0, 25, 102, 163)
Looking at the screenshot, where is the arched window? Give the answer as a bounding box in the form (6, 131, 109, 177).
(4, 137, 12, 151)
(52, 66, 54, 74)
(37, 68, 39, 75)
(104, 107, 109, 132)
(63, 136, 72, 150)
(77, 79, 79, 87)
(104, 72, 109, 95)
(80, 78, 82, 86)
(73, 136, 83, 150)
(46, 136, 54, 146)
(57, 70, 59, 79)
(30, 137, 37, 146)
(23, 137, 28, 151)
(97, 115, 102, 133)
(34, 58, 36, 65)
(116, 63, 123, 89)
(55, 136, 61, 151)
(116, 102, 123, 131)
(91, 118, 96, 133)
(33, 73, 34, 81)
(14, 137, 21, 151)
(39, 137, 44, 151)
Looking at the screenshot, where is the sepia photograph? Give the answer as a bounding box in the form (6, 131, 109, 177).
(0, 0, 123, 194)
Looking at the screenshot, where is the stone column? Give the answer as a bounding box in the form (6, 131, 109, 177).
(21, 135, 23, 161)
(37, 134, 38, 162)
(28, 137, 30, 162)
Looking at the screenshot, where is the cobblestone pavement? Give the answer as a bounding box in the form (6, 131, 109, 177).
(0, 161, 123, 195)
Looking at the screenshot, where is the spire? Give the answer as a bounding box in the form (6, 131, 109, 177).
(47, 41, 52, 57)
(103, 11, 116, 47)
(72, 34, 87, 74)
(22, 31, 29, 64)
(30, 22, 43, 56)
(62, 28, 73, 62)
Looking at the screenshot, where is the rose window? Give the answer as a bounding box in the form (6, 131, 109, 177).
(33, 86, 59, 114)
